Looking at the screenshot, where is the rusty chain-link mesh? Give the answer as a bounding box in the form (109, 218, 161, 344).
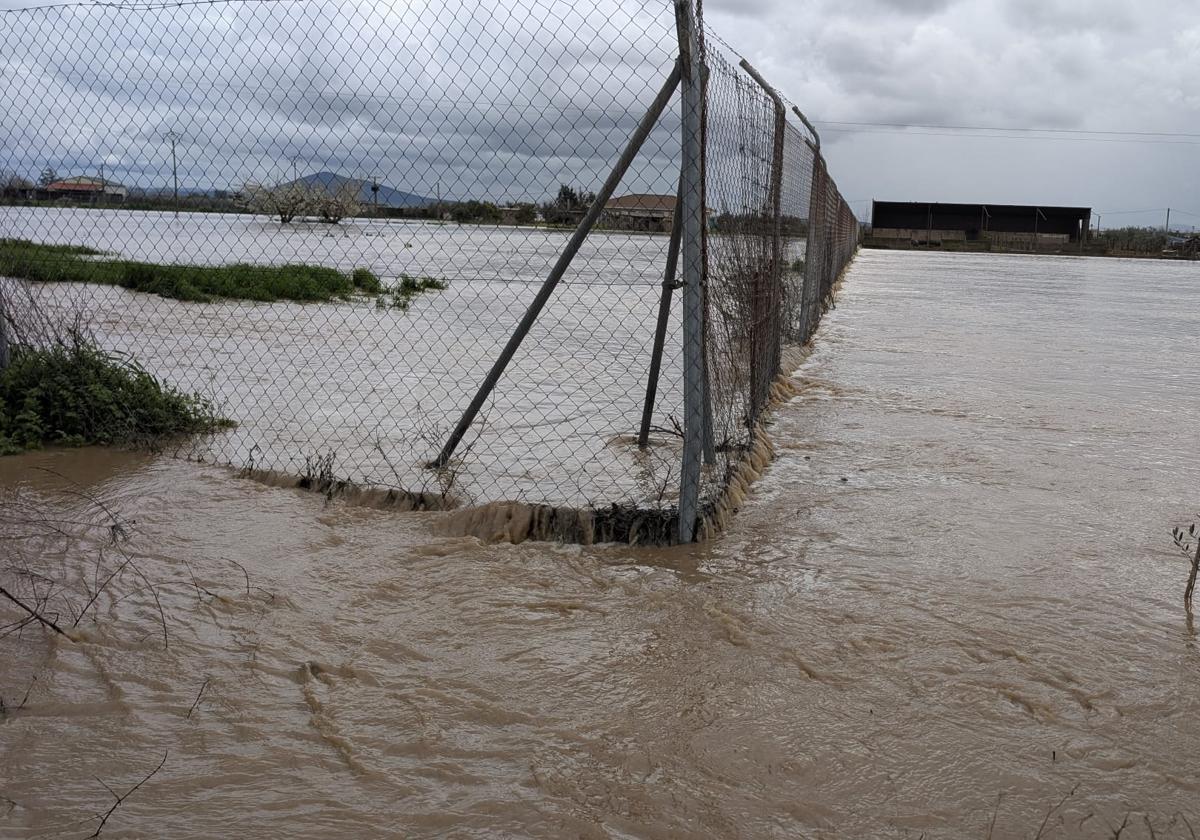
(1, 0, 857, 542)
(693, 31, 857, 520)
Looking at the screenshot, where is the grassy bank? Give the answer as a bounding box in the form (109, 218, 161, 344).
(0, 239, 379, 303)
(0, 338, 231, 454)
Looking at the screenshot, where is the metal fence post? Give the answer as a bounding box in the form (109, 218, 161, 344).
(791, 105, 821, 151)
(638, 180, 683, 449)
(674, 0, 706, 543)
(431, 59, 683, 469)
(0, 293, 9, 371)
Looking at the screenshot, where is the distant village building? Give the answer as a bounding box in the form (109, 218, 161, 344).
(43, 175, 127, 204)
(497, 204, 537, 225)
(604, 193, 676, 232)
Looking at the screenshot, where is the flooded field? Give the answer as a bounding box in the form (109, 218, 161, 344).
(0, 207, 690, 507)
(2, 249, 1200, 838)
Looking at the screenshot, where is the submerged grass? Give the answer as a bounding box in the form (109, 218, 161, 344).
(375, 273, 450, 310)
(0, 338, 231, 455)
(0, 238, 371, 304)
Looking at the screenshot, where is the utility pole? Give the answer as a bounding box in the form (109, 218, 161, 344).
(1165, 207, 1171, 234)
(164, 130, 181, 217)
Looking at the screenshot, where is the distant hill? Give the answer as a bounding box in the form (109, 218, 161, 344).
(277, 171, 434, 209)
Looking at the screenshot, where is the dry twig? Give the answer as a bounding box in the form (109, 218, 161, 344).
(187, 678, 210, 719)
(89, 750, 168, 838)
(0, 584, 70, 638)
(1033, 785, 1078, 840)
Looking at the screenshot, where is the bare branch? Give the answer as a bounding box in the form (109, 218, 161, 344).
(0, 584, 71, 639)
(1033, 785, 1078, 840)
(228, 559, 251, 597)
(88, 750, 169, 838)
(986, 793, 1002, 840)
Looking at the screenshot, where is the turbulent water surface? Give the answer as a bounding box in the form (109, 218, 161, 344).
(2, 249, 1199, 838)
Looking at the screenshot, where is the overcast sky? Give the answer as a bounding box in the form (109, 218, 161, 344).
(706, 0, 1200, 228)
(1, 0, 1197, 228)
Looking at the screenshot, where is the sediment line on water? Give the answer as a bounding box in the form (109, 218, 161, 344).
(442, 258, 855, 547)
(234, 466, 452, 511)
(229, 258, 855, 546)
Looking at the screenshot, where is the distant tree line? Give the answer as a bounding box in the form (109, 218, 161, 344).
(541, 185, 597, 225)
(1094, 226, 1197, 255)
(710, 210, 809, 236)
(3, 169, 610, 232)
(1, 169, 34, 199)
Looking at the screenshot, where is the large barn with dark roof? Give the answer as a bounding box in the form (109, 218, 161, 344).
(870, 201, 1091, 249)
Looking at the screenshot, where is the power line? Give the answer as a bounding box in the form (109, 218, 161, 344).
(1094, 208, 1200, 218)
(812, 120, 1200, 139)
(1095, 208, 1171, 216)
(816, 126, 1200, 146)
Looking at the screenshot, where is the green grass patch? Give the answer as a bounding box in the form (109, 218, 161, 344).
(0, 238, 375, 304)
(351, 267, 382, 294)
(0, 339, 232, 455)
(376, 273, 450, 311)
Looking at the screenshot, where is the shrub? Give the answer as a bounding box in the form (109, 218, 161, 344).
(398, 273, 449, 294)
(0, 338, 231, 453)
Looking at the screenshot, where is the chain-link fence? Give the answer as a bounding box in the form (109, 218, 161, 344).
(0, 0, 857, 543)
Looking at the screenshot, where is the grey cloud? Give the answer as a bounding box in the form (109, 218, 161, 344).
(2, 0, 1198, 225)
(701, 0, 1199, 221)
(1001, 0, 1139, 35)
(1, 0, 681, 202)
(856, 0, 958, 15)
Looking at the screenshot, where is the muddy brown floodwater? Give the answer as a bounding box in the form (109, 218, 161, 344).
(3, 250, 1200, 839)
